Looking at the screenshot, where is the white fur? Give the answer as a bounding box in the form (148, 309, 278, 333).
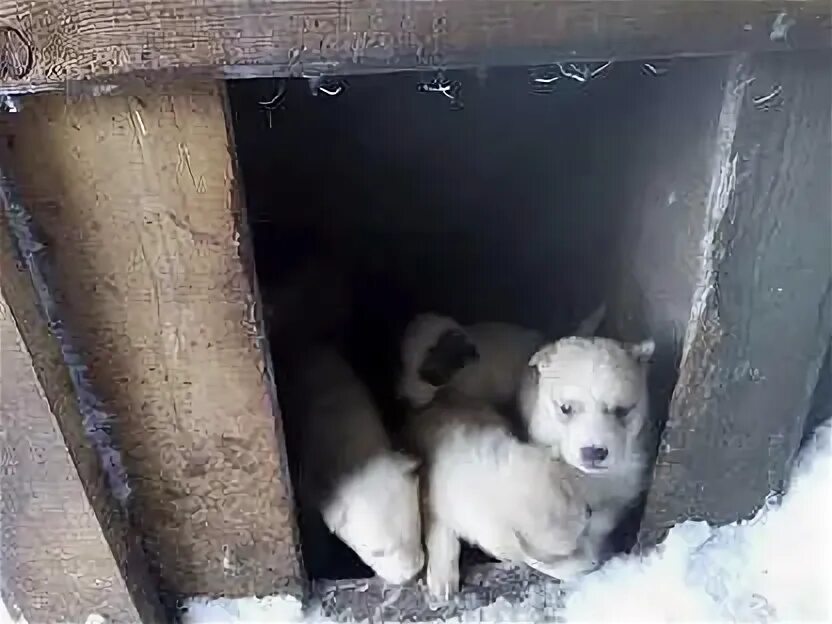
(519, 336, 654, 563)
(293, 347, 424, 584)
(404, 390, 594, 600)
(398, 314, 544, 408)
(398, 306, 607, 409)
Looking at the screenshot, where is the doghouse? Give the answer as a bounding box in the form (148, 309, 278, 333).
(0, 2, 830, 622)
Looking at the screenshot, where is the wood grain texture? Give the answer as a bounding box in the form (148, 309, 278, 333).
(0, 1, 830, 93)
(639, 50, 832, 546)
(2, 81, 303, 600)
(0, 204, 164, 622)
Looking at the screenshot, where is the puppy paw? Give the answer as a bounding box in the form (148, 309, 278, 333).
(424, 521, 461, 603)
(426, 563, 459, 602)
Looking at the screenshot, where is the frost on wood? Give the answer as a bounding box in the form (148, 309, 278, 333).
(0, 169, 132, 506)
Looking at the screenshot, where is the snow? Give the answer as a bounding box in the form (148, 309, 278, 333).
(182, 419, 831, 623)
(560, 419, 832, 623)
(181, 596, 305, 623)
(0, 601, 17, 624)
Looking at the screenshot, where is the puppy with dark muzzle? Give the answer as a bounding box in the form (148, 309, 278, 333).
(397, 307, 607, 410)
(398, 314, 546, 409)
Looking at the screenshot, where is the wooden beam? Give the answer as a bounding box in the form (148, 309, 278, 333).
(0, 1, 830, 93)
(1, 81, 303, 601)
(639, 50, 832, 545)
(0, 189, 164, 622)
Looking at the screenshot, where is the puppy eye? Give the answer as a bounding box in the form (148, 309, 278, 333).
(560, 403, 573, 416)
(612, 406, 631, 420)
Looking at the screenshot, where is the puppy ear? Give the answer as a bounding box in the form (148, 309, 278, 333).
(628, 339, 655, 364)
(529, 344, 557, 370)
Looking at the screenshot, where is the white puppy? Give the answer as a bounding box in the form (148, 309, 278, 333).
(519, 336, 654, 565)
(398, 306, 606, 409)
(292, 347, 424, 584)
(404, 390, 594, 600)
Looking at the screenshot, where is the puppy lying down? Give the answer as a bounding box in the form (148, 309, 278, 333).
(404, 389, 595, 600)
(398, 306, 606, 408)
(291, 347, 424, 584)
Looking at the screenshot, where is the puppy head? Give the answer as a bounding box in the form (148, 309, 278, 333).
(398, 314, 479, 406)
(322, 453, 424, 584)
(526, 337, 654, 474)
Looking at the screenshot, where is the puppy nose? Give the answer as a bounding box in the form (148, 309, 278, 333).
(580, 446, 608, 463)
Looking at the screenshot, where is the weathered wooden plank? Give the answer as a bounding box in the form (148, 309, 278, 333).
(639, 50, 832, 545)
(1, 81, 303, 601)
(0, 185, 164, 622)
(0, 1, 830, 93)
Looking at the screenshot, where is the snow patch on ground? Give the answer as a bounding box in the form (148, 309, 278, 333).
(561, 419, 832, 623)
(181, 420, 831, 623)
(0, 601, 17, 624)
(181, 595, 305, 623)
(0, 599, 27, 624)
